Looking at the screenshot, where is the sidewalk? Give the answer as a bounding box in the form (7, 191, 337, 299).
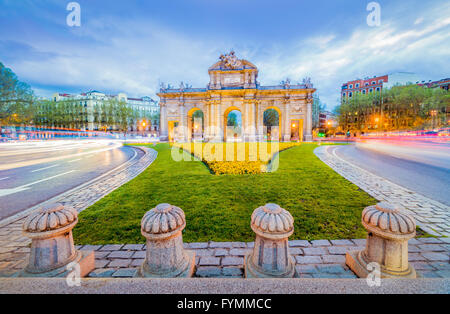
(314, 145, 450, 237)
(0, 146, 158, 276)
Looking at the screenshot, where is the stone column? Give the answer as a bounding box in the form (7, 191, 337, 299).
(137, 203, 195, 278)
(250, 101, 257, 141)
(210, 101, 216, 140)
(19, 203, 94, 278)
(244, 203, 297, 278)
(256, 102, 263, 141)
(305, 96, 313, 141)
(243, 100, 257, 142)
(204, 102, 210, 141)
(283, 101, 290, 142)
(160, 103, 168, 141)
(216, 101, 222, 142)
(346, 202, 417, 279)
(178, 103, 186, 142)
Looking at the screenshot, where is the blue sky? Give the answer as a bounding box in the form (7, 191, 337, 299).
(0, 0, 449, 109)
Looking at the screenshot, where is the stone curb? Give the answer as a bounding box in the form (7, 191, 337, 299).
(314, 145, 450, 237)
(68, 238, 450, 279)
(0, 145, 154, 228)
(0, 146, 158, 276)
(0, 278, 448, 294)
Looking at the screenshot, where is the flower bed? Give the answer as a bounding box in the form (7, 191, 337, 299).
(172, 142, 301, 174)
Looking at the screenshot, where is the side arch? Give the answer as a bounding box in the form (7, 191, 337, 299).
(223, 106, 242, 142)
(187, 107, 204, 141)
(263, 106, 282, 141)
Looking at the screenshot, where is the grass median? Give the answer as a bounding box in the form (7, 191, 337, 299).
(73, 143, 376, 244)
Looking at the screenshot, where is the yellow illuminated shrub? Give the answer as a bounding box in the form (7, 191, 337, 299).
(172, 142, 300, 175)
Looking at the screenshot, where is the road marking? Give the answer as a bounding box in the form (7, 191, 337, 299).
(31, 164, 60, 172)
(0, 170, 76, 197)
(68, 158, 82, 163)
(0, 177, 9, 181)
(0, 141, 122, 171)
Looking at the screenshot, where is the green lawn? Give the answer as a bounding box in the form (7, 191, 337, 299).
(73, 143, 376, 244)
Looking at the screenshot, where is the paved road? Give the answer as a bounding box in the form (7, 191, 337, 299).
(0, 140, 143, 221)
(329, 142, 450, 206)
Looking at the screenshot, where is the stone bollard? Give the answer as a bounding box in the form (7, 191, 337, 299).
(19, 203, 94, 277)
(244, 203, 297, 278)
(137, 203, 195, 278)
(346, 202, 417, 279)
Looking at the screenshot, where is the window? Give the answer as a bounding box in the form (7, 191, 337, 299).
(372, 81, 376, 85)
(363, 90, 366, 94)
(356, 83, 360, 88)
(365, 82, 369, 86)
(349, 84, 353, 89)
(349, 92, 353, 97)
(369, 88, 373, 93)
(342, 92, 346, 97)
(376, 87, 380, 92)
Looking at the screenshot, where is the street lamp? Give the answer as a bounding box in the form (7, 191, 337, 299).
(142, 121, 146, 137)
(430, 110, 438, 129)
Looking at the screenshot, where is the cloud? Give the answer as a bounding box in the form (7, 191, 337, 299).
(1, 0, 449, 110)
(252, 4, 450, 108)
(414, 17, 424, 25)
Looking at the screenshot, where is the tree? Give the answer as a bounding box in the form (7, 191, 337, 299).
(335, 84, 449, 133)
(0, 62, 36, 127)
(227, 112, 238, 127)
(263, 109, 279, 127)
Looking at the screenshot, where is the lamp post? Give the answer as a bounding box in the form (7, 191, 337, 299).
(142, 121, 146, 137)
(430, 110, 438, 129)
(374, 117, 380, 135)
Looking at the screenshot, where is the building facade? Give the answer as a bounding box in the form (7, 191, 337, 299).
(419, 78, 450, 91)
(49, 91, 159, 132)
(341, 72, 420, 101)
(312, 94, 324, 130)
(319, 111, 338, 129)
(158, 51, 315, 142)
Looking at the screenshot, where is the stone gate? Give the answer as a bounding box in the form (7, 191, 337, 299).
(158, 51, 315, 142)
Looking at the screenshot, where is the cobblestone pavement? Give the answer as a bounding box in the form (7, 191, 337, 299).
(314, 145, 450, 237)
(0, 146, 158, 276)
(58, 238, 450, 279)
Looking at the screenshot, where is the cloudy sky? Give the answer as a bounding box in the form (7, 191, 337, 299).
(0, 0, 449, 109)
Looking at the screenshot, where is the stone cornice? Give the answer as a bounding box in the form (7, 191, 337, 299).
(157, 88, 315, 101)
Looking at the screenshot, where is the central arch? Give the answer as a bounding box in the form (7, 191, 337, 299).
(223, 106, 242, 142)
(263, 106, 282, 141)
(187, 107, 204, 141)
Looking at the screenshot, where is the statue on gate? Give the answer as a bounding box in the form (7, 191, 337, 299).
(220, 50, 243, 69)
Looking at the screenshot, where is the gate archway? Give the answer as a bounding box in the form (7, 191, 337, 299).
(263, 107, 281, 141)
(223, 107, 242, 142)
(187, 108, 204, 141)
